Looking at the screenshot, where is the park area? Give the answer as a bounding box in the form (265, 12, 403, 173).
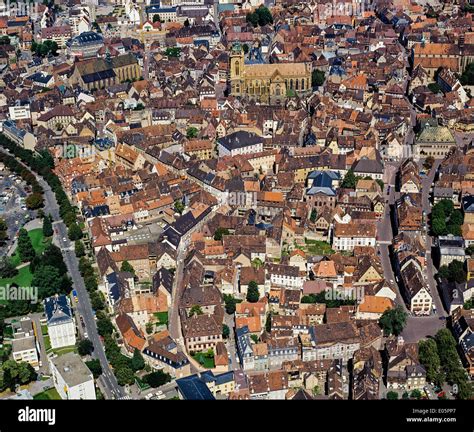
(192, 350, 215, 369)
(301, 239, 335, 256)
(33, 387, 61, 400)
(0, 227, 50, 289)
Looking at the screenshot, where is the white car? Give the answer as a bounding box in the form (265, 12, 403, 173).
(84, 332, 88, 338)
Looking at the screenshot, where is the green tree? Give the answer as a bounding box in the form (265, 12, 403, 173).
(246, 12, 259, 27)
(77, 338, 94, 356)
(1, 360, 36, 390)
(90, 291, 105, 311)
(32, 265, 65, 298)
(174, 200, 185, 215)
(246, 281, 260, 303)
(310, 208, 317, 223)
(17, 228, 35, 262)
(428, 82, 441, 94)
(311, 69, 325, 87)
(97, 317, 114, 337)
(84, 277, 98, 295)
(131, 348, 145, 371)
(419, 339, 442, 384)
(186, 127, 199, 139)
(164, 47, 180, 58)
(120, 260, 135, 274)
(42, 214, 53, 237)
(67, 222, 83, 241)
(189, 305, 203, 317)
(432, 217, 447, 236)
(438, 260, 466, 283)
(460, 62, 474, 86)
(145, 322, 154, 335)
(222, 324, 230, 339)
(75, 240, 85, 257)
(115, 366, 135, 386)
(437, 265, 450, 280)
(410, 389, 422, 399)
(250, 334, 259, 343)
(265, 312, 272, 332)
(0, 257, 18, 279)
(256, 6, 273, 26)
(214, 227, 229, 241)
(246, 6, 273, 27)
(449, 260, 466, 283)
(0, 217, 7, 245)
(341, 169, 358, 189)
(25, 193, 44, 209)
(378, 305, 407, 336)
(224, 294, 239, 314)
(143, 370, 171, 388)
(449, 209, 463, 226)
(386, 391, 399, 400)
(85, 359, 102, 379)
(33, 243, 67, 274)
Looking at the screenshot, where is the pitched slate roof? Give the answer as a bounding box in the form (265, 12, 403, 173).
(44, 295, 73, 326)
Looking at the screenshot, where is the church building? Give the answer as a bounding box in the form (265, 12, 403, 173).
(229, 44, 312, 105)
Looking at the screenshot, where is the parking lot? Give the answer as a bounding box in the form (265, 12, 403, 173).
(0, 171, 36, 256)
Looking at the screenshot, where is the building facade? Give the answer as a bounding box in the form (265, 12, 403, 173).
(229, 44, 311, 105)
(44, 295, 76, 349)
(50, 353, 96, 400)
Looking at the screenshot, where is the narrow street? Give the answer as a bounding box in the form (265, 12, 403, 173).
(378, 158, 446, 342)
(168, 208, 219, 374)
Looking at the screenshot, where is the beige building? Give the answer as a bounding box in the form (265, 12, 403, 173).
(413, 125, 456, 161)
(230, 44, 311, 105)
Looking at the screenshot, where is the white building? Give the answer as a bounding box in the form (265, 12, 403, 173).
(399, 258, 433, 316)
(301, 323, 361, 361)
(44, 295, 76, 349)
(9, 103, 31, 121)
(217, 131, 264, 158)
(1, 120, 37, 150)
(50, 353, 96, 400)
(332, 222, 377, 251)
(11, 318, 40, 370)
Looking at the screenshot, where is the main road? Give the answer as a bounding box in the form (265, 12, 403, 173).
(0, 146, 125, 399)
(40, 175, 126, 399)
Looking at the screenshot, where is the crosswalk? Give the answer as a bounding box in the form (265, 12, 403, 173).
(117, 395, 132, 400)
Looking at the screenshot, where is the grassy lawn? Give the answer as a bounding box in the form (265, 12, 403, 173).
(154, 311, 168, 326)
(192, 352, 215, 369)
(33, 388, 61, 400)
(302, 239, 335, 256)
(51, 345, 77, 356)
(0, 265, 33, 291)
(43, 335, 51, 352)
(10, 228, 51, 267)
(41, 324, 48, 336)
(135, 377, 150, 391)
